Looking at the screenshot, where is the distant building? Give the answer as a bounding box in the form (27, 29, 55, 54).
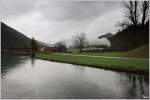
(82, 47, 104, 52)
(39, 46, 67, 52)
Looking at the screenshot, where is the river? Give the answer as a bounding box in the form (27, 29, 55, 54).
(1, 55, 149, 99)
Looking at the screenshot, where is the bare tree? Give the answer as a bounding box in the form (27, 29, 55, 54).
(116, 20, 130, 29)
(123, 1, 139, 27)
(55, 41, 66, 47)
(31, 37, 39, 57)
(141, 1, 149, 27)
(55, 41, 67, 52)
(31, 37, 39, 52)
(73, 32, 88, 52)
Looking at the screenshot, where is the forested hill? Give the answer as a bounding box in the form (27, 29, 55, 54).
(1, 22, 31, 49)
(106, 21, 149, 51)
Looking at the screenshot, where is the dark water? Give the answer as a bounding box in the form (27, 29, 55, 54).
(1, 55, 149, 99)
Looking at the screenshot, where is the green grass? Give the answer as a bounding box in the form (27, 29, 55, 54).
(67, 52, 126, 57)
(36, 52, 149, 75)
(68, 44, 149, 59)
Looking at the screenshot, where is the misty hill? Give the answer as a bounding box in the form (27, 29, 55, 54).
(36, 40, 54, 48)
(1, 22, 31, 49)
(98, 33, 113, 39)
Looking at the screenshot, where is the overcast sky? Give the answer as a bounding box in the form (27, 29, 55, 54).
(0, 0, 124, 46)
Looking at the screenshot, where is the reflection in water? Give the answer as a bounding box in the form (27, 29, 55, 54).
(1, 55, 149, 99)
(1, 55, 29, 79)
(124, 73, 149, 99)
(31, 53, 35, 67)
(139, 77, 145, 98)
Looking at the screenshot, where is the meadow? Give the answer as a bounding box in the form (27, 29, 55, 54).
(36, 52, 149, 75)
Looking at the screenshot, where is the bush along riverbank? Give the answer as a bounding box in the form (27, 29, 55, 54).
(36, 52, 149, 75)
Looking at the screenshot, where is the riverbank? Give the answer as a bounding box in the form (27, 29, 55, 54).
(36, 52, 149, 75)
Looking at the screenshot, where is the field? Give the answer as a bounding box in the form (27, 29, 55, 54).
(36, 52, 149, 75)
(67, 52, 126, 57)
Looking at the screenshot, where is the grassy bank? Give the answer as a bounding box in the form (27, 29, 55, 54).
(126, 44, 149, 58)
(67, 44, 149, 59)
(36, 52, 149, 75)
(67, 52, 126, 57)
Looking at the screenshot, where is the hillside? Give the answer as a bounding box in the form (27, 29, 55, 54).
(1, 22, 31, 49)
(108, 21, 149, 51)
(126, 44, 149, 59)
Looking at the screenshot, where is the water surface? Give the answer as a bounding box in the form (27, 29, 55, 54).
(1, 55, 149, 99)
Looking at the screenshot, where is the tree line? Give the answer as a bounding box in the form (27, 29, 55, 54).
(109, 1, 149, 51)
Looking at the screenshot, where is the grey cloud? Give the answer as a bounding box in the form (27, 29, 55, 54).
(0, 0, 37, 20)
(1, 0, 121, 21)
(37, 1, 121, 21)
(0, 0, 123, 45)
